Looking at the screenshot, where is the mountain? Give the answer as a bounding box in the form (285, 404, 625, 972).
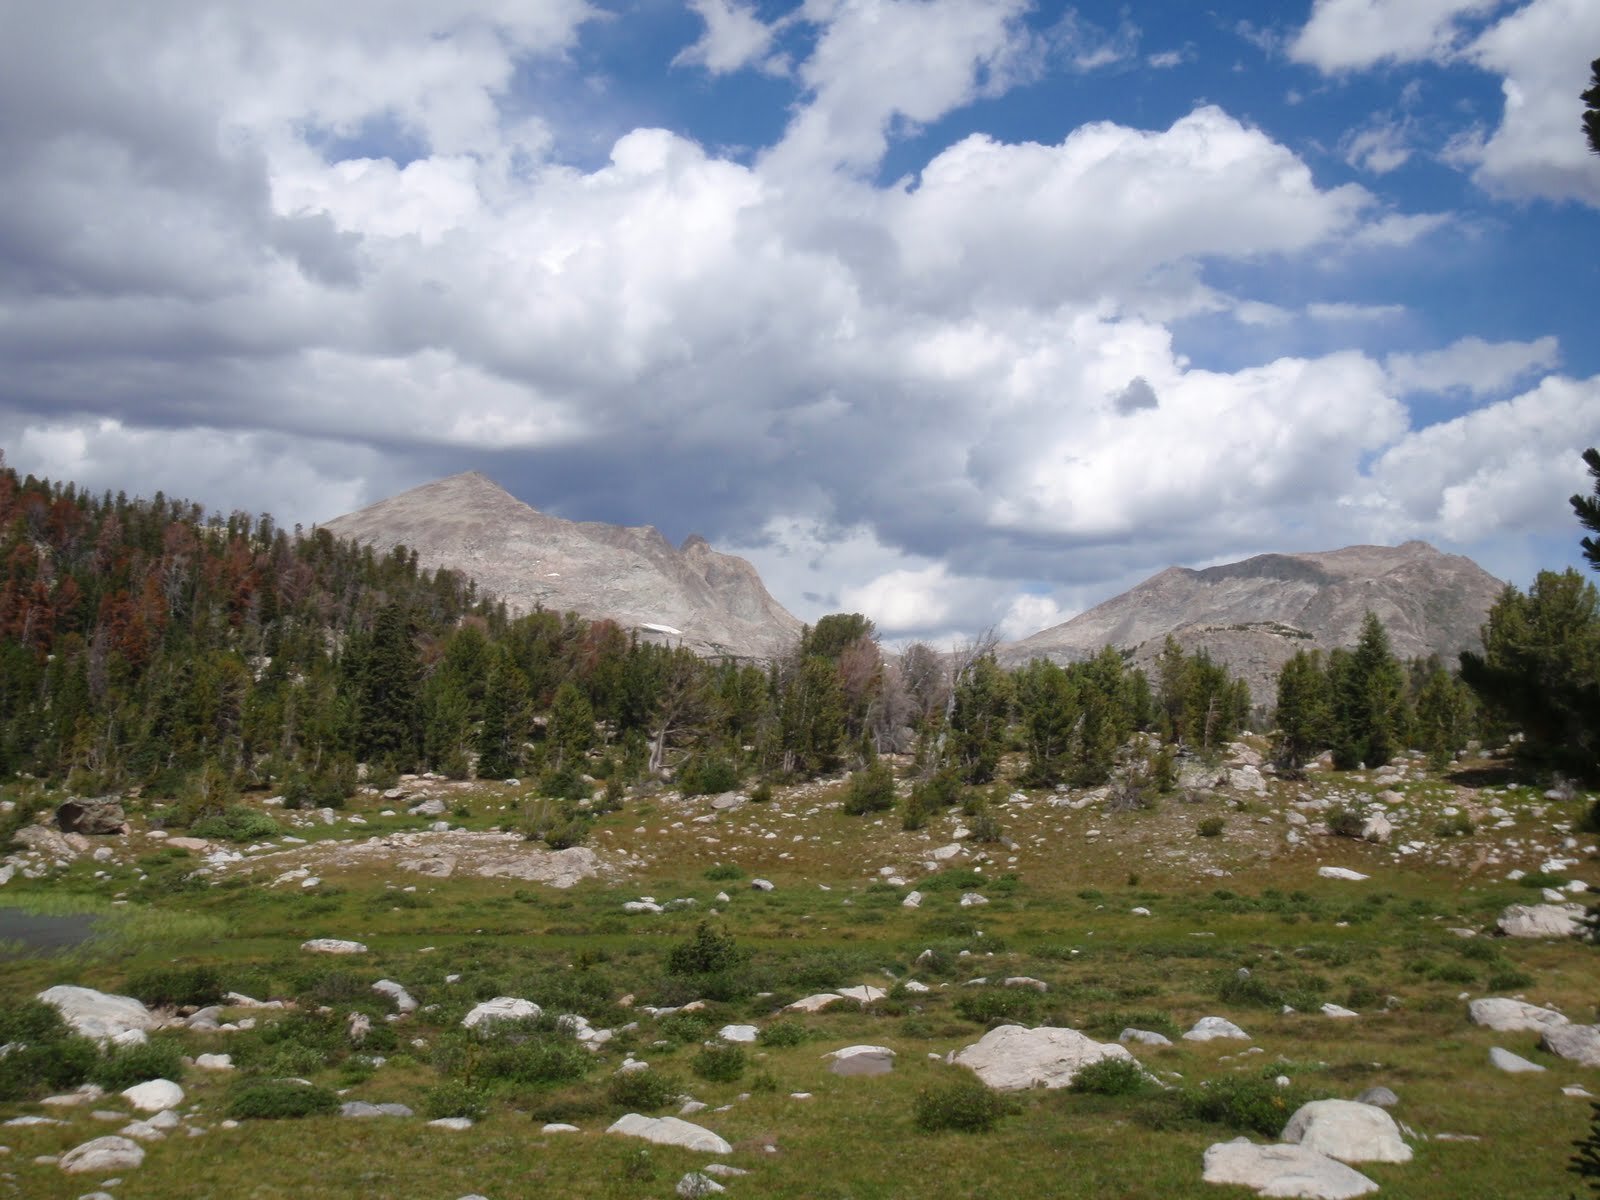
(1002, 541, 1506, 704)
(319, 472, 803, 659)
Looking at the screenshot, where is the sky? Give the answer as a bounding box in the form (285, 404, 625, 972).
(2, 0, 1599, 646)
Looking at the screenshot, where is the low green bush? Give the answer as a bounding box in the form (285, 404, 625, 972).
(1325, 806, 1365, 839)
(189, 805, 281, 842)
(226, 1078, 340, 1120)
(758, 1021, 808, 1047)
(125, 965, 224, 1008)
(607, 1068, 683, 1111)
(914, 1073, 1006, 1132)
(691, 1043, 746, 1083)
(1069, 1057, 1153, 1096)
(667, 922, 747, 976)
(91, 1038, 185, 1091)
(704, 863, 746, 882)
(0, 1035, 98, 1102)
(953, 987, 1041, 1027)
(679, 755, 741, 797)
(1178, 1075, 1310, 1137)
(1197, 817, 1226, 838)
(841, 761, 896, 815)
(421, 1080, 489, 1121)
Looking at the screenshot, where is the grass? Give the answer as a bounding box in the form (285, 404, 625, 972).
(0, 749, 1595, 1197)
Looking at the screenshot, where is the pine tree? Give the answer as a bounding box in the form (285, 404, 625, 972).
(1575, 448, 1600, 572)
(1329, 613, 1409, 770)
(947, 654, 1010, 784)
(1017, 659, 1075, 787)
(354, 602, 421, 767)
(547, 680, 595, 771)
(1273, 650, 1331, 771)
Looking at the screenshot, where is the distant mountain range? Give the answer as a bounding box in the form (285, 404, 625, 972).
(1001, 541, 1506, 705)
(320, 472, 802, 659)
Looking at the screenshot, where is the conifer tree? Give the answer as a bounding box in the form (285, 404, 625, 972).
(1329, 613, 1409, 770)
(1273, 649, 1331, 771)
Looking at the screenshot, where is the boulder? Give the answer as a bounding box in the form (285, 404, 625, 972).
(37, 986, 158, 1043)
(1119, 1028, 1172, 1047)
(1317, 867, 1369, 882)
(717, 1024, 759, 1044)
(462, 996, 542, 1031)
(340, 1101, 413, 1118)
(1320, 1004, 1359, 1019)
(1489, 1047, 1544, 1073)
(1183, 1016, 1250, 1042)
(786, 992, 844, 1013)
(677, 1172, 726, 1197)
(58, 1135, 145, 1174)
(372, 979, 418, 1013)
(121, 1079, 183, 1113)
(1468, 998, 1569, 1034)
(826, 1045, 896, 1077)
(958, 892, 989, 907)
(301, 938, 368, 954)
(948, 1024, 1132, 1091)
(55, 797, 128, 836)
(1354, 1087, 1398, 1109)
(1359, 813, 1391, 844)
(1281, 1099, 1412, 1164)
(606, 1113, 731, 1154)
(1202, 1140, 1378, 1199)
(14, 825, 78, 859)
(1497, 903, 1585, 939)
(195, 1053, 234, 1071)
(836, 985, 886, 1004)
(750, 878, 775, 892)
(1541, 1024, 1600, 1068)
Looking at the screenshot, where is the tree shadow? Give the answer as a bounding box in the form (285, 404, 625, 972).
(1443, 763, 1524, 789)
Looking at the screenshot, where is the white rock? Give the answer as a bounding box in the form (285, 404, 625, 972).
(826, 1045, 896, 1076)
(677, 1171, 726, 1197)
(462, 997, 541, 1030)
(1497, 903, 1585, 939)
(1184, 1017, 1250, 1042)
(373, 979, 418, 1013)
(195, 1053, 234, 1071)
(300, 938, 367, 954)
(1318, 867, 1369, 882)
(931, 843, 963, 861)
(1202, 1140, 1378, 1199)
(750, 879, 775, 892)
(606, 1113, 731, 1154)
(786, 993, 844, 1013)
(1281, 1100, 1412, 1163)
(58, 1136, 145, 1174)
(36, 986, 157, 1043)
(958, 892, 988, 907)
(1468, 998, 1570, 1034)
(836, 985, 886, 1004)
(542, 1122, 580, 1132)
(1489, 1046, 1545, 1073)
(120, 1080, 183, 1112)
(1004, 977, 1048, 992)
(1119, 1028, 1172, 1046)
(1320, 1004, 1359, 1019)
(948, 1024, 1132, 1091)
(902, 891, 923, 908)
(623, 901, 664, 914)
(428, 1117, 474, 1130)
(1541, 1024, 1600, 1067)
(718, 1024, 759, 1044)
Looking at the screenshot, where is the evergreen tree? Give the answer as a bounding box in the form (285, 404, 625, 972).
(1329, 613, 1410, 770)
(1016, 659, 1075, 786)
(1272, 649, 1332, 771)
(1413, 665, 1478, 770)
(1584, 58, 1600, 156)
(947, 654, 1010, 784)
(1575, 448, 1600, 572)
(547, 680, 595, 771)
(476, 651, 531, 780)
(353, 602, 422, 767)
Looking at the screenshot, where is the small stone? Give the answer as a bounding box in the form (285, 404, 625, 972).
(300, 938, 367, 954)
(428, 1117, 474, 1130)
(676, 1171, 727, 1197)
(542, 1122, 580, 1133)
(1489, 1046, 1545, 1073)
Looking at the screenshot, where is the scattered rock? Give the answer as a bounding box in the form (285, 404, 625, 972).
(958, 892, 989, 907)
(58, 1136, 145, 1175)
(1488, 1047, 1545, 1073)
(836, 985, 886, 1005)
(195, 1054, 234, 1071)
(373, 979, 418, 1013)
(121, 1080, 183, 1113)
(37, 986, 158, 1043)
(340, 1101, 413, 1118)
(1496, 903, 1585, 939)
(902, 890, 923, 908)
(1281, 1100, 1412, 1164)
(1468, 998, 1569, 1034)
(718, 1024, 759, 1044)
(948, 1024, 1132, 1091)
(606, 1113, 731, 1154)
(300, 938, 368, 955)
(1202, 1139, 1377, 1199)
(1184, 1017, 1250, 1042)
(462, 997, 542, 1030)
(1359, 813, 1391, 844)
(1320, 1004, 1359, 1019)
(751, 879, 775, 892)
(677, 1171, 727, 1197)
(55, 797, 128, 836)
(827, 1045, 896, 1076)
(429, 1117, 474, 1130)
(1541, 1025, 1600, 1068)
(1354, 1087, 1397, 1109)
(1317, 867, 1369, 882)
(1119, 1028, 1172, 1047)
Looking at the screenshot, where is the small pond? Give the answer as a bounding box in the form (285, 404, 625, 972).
(0, 907, 98, 955)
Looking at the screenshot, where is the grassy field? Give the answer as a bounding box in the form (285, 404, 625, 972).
(1, 749, 1596, 1199)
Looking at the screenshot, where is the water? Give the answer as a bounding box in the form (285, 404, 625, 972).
(0, 907, 98, 955)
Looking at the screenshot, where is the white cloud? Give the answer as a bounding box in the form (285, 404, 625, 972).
(1386, 335, 1560, 397)
(1290, 0, 1503, 72)
(1343, 117, 1414, 174)
(1457, 0, 1600, 204)
(674, 0, 784, 76)
(1146, 49, 1187, 69)
(1307, 301, 1408, 321)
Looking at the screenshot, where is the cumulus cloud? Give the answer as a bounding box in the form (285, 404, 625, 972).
(1290, 0, 1503, 72)
(1386, 335, 1560, 398)
(1112, 377, 1159, 415)
(1343, 116, 1414, 174)
(675, 0, 785, 76)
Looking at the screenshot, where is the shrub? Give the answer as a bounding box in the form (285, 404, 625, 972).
(0, 998, 71, 1045)
(538, 765, 592, 803)
(1179, 1075, 1310, 1136)
(1215, 972, 1284, 1009)
(704, 863, 746, 882)
(1518, 871, 1569, 889)
(900, 791, 929, 831)
(841, 761, 896, 815)
(967, 806, 1004, 843)
(1197, 817, 1226, 838)
(126, 965, 224, 1008)
(541, 817, 590, 850)
(421, 1080, 488, 1121)
(91, 1038, 185, 1091)
(1435, 813, 1474, 838)
(913, 1073, 1005, 1132)
(953, 987, 1041, 1028)
(1325, 806, 1365, 839)
(758, 1021, 808, 1048)
(0, 1035, 98, 1102)
(658, 1013, 713, 1044)
(913, 770, 963, 810)
(667, 922, 747, 976)
(226, 1079, 340, 1120)
(607, 1068, 682, 1111)
(1069, 1057, 1152, 1097)
(478, 1036, 590, 1086)
(748, 780, 773, 804)
(691, 1043, 746, 1083)
(680, 755, 741, 797)
(1488, 966, 1535, 991)
(190, 805, 281, 843)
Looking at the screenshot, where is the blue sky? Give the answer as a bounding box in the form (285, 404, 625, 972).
(1, 0, 1597, 643)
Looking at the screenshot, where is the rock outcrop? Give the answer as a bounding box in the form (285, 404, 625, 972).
(947, 1024, 1132, 1090)
(321, 472, 802, 660)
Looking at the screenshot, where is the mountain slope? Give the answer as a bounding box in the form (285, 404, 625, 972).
(1002, 541, 1506, 704)
(320, 472, 802, 658)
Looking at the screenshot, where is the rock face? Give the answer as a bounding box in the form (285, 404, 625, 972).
(1468, 998, 1569, 1034)
(606, 1113, 732, 1154)
(1497, 903, 1586, 938)
(1002, 541, 1503, 705)
(1542, 1024, 1600, 1067)
(55, 797, 128, 835)
(37, 986, 159, 1043)
(321, 472, 803, 660)
(1280, 1100, 1412, 1164)
(948, 1024, 1132, 1091)
(1202, 1140, 1378, 1199)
